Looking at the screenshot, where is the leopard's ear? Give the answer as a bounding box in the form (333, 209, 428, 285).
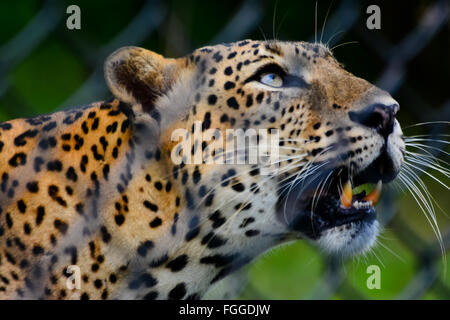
(105, 46, 183, 112)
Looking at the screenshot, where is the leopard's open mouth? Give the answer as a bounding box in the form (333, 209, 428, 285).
(290, 173, 380, 240)
(280, 159, 393, 242)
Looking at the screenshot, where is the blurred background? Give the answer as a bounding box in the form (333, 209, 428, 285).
(0, 0, 449, 299)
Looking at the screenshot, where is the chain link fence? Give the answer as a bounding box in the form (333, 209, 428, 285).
(0, 0, 449, 299)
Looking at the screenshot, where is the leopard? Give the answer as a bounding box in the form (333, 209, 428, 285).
(0, 39, 405, 300)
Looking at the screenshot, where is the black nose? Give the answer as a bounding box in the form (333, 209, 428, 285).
(348, 103, 399, 138)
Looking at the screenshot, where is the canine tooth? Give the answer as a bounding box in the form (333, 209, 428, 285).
(341, 180, 352, 208)
(363, 180, 382, 206)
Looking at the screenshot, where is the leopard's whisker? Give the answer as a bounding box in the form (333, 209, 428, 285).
(276, 163, 314, 191)
(398, 171, 446, 265)
(401, 168, 438, 221)
(309, 168, 334, 235)
(402, 121, 450, 130)
(405, 150, 450, 168)
(276, 159, 321, 196)
(405, 155, 450, 178)
(401, 168, 447, 270)
(267, 158, 323, 225)
(319, 0, 334, 45)
(405, 134, 450, 138)
(375, 239, 406, 263)
(369, 244, 386, 268)
(312, 169, 334, 212)
(402, 163, 448, 216)
(326, 30, 345, 48)
(330, 40, 359, 51)
(282, 160, 331, 225)
(405, 138, 450, 145)
(405, 142, 450, 157)
(392, 179, 407, 194)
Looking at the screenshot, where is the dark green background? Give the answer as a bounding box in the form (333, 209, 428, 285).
(0, 0, 448, 299)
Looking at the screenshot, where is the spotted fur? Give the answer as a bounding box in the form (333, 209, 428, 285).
(0, 40, 404, 299)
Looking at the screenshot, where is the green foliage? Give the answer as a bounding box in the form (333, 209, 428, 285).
(12, 39, 87, 114)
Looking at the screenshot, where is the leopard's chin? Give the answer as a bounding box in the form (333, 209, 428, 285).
(315, 219, 379, 256)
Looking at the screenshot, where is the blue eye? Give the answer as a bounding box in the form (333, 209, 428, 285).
(260, 73, 283, 87)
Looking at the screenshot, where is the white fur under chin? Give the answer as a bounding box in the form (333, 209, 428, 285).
(316, 220, 379, 257)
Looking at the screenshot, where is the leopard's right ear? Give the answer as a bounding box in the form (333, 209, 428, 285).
(104, 46, 184, 112)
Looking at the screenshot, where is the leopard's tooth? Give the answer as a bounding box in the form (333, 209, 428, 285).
(363, 180, 382, 206)
(340, 180, 352, 208)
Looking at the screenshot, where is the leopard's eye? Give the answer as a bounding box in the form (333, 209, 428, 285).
(260, 73, 283, 88)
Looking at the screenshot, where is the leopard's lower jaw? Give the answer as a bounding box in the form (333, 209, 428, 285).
(315, 220, 379, 256)
(286, 202, 379, 256)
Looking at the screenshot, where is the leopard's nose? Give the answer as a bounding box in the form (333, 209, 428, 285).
(348, 103, 399, 138)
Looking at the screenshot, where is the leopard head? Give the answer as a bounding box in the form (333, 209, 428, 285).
(105, 39, 405, 263)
